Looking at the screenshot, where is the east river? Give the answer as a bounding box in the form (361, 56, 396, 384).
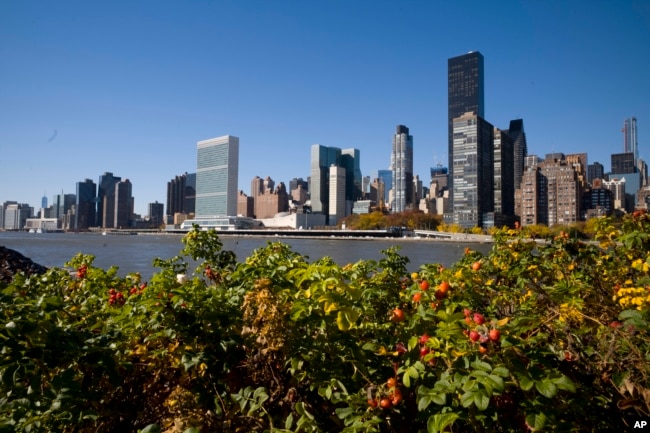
(0, 231, 493, 280)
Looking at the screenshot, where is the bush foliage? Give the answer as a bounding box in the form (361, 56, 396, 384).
(2, 212, 650, 432)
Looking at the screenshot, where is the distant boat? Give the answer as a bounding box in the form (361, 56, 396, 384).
(28, 228, 36, 233)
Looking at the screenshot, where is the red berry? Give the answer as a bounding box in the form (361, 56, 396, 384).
(419, 334, 430, 345)
(420, 347, 431, 357)
(419, 280, 430, 291)
(473, 313, 485, 325)
(489, 329, 501, 342)
(469, 331, 480, 342)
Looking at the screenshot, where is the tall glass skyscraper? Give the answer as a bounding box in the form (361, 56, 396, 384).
(623, 117, 638, 161)
(75, 179, 97, 229)
(391, 125, 413, 213)
(448, 51, 484, 208)
(452, 113, 494, 228)
(196, 135, 239, 217)
(506, 119, 528, 190)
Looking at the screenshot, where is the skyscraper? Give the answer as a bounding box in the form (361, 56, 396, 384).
(341, 148, 363, 202)
(391, 125, 414, 213)
(114, 179, 133, 228)
(506, 119, 528, 190)
(623, 117, 638, 160)
(448, 51, 485, 208)
(98, 172, 121, 228)
(75, 179, 97, 230)
(588, 162, 605, 184)
(328, 165, 346, 225)
(311, 145, 340, 219)
(494, 128, 515, 218)
(166, 172, 196, 217)
(196, 135, 239, 217)
(451, 112, 494, 228)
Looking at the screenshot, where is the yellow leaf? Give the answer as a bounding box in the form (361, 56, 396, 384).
(496, 317, 509, 327)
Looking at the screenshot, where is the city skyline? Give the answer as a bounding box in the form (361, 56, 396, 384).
(1, 1, 649, 215)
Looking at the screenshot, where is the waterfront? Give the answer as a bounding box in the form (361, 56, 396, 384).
(0, 231, 492, 280)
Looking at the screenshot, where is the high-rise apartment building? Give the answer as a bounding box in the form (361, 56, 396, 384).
(451, 113, 494, 228)
(448, 51, 484, 207)
(520, 154, 581, 226)
(98, 172, 121, 228)
(196, 135, 239, 217)
(623, 117, 638, 160)
(166, 172, 196, 217)
(506, 119, 528, 190)
(391, 125, 414, 213)
(75, 179, 97, 230)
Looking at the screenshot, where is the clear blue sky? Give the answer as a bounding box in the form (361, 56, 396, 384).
(2, 0, 649, 216)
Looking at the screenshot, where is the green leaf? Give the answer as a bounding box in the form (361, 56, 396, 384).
(518, 374, 534, 391)
(535, 379, 558, 398)
(525, 412, 547, 430)
(553, 375, 576, 393)
(408, 335, 419, 351)
(336, 307, 359, 330)
(139, 425, 162, 433)
(427, 413, 459, 433)
(471, 359, 492, 372)
(182, 429, 200, 433)
(473, 389, 490, 411)
(461, 391, 475, 407)
(285, 412, 294, 429)
(492, 366, 509, 377)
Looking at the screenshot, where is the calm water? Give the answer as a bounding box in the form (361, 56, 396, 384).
(0, 231, 492, 280)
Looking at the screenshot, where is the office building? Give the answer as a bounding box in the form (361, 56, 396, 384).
(2, 202, 32, 230)
(341, 148, 363, 202)
(52, 193, 76, 221)
(114, 179, 133, 228)
(612, 153, 636, 174)
(448, 51, 484, 208)
(75, 179, 97, 230)
(310, 145, 341, 219)
(196, 135, 239, 217)
(391, 125, 414, 213)
(583, 178, 613, 218)
(623, 117, 638, 161)
(372, 170, 392, 207)
(588, 162, 605, 185)
(98, 172, 122, 228)
(148, 201, 164, 227)
(506, 119, 528, 190)
(328, 165, 346, 225)
(451, 112, 494, 228)
(166, 172, 196, 217)
(494, 128, 515, 219)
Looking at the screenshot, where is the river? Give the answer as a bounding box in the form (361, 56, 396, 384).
(0, 231, 493, 280)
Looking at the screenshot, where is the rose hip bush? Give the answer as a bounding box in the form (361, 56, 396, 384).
(1, 213, 649, 432)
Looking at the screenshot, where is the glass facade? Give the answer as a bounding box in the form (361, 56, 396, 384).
(196, 135, 239, 217)
(391, 125, 413, 213)
(452, 113, 494, 228)
(75, 179, 97, 229)
(506, 119, 528, 190)
(448, 51, 485, 209)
